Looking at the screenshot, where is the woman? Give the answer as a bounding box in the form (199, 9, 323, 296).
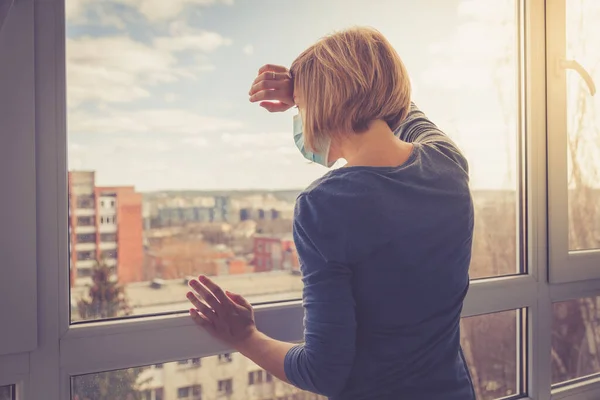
(186, 27, 475, 400)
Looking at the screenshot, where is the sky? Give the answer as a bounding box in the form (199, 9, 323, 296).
(64, 0, 570, 192)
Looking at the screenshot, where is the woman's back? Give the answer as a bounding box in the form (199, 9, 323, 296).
(286, 105, 475, 399)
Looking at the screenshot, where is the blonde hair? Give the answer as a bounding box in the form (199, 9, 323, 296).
(290, 27, 412, 153)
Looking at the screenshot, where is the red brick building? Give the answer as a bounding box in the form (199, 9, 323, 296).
(68, 171, 144, 286)
(253, 234, 299, 273)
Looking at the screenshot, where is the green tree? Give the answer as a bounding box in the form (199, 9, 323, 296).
(76, 259, 132, 320)
(72, 259, 145, 400)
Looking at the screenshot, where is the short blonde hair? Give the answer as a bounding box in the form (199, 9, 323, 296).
(290, 26, 412, 153)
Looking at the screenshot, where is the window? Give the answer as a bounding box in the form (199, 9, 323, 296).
(177, 387, 190, 398)
(217, 379, 233, 396)
(248, 370, 263, 385)
(63, 0, 525, 326)
(76, 233, 96, 243)
(552, 295, 600, 389)
(76, 267, 93, 278)
(6, 1, 600, 400)
(177, 358, 201, 368)
(100, 249, 118, 259)
(76, 196, 95, 209)
(460, 310, 523, 399)
(218, 353, 233, 363)
(0, 386, 14, 400)
(76, 251, 94, 260)
(70, 356, 321, 399)
(76, 216, 94, 226)
(192, 385, 202, 399)
(547, 0, 600, 282)
(100, 233, 117, 242)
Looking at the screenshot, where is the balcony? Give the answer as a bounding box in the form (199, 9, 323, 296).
(75, 259, 96, 269)
(74, 208, 95, 217)
(99, 241, 117, 250)
(99, 224, 117, 234)
(75, 242, 96, 252)
(103, 258, 117, 267)
(75, 225, 96, 235)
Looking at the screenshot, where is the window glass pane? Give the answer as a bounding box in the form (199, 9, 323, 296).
(461, 310, 521, 400)
(66, 0, 521, 321)
(71, 355, 325, 400)
(0, 385, 14, 400)
(552, 296, 600, 386)
(566, 0, 600, 251)
(70, 310, 520, 400)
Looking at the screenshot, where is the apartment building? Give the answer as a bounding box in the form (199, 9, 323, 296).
(253, 235, 299, 273)
(68, 171, 144, 286)
(137, 353, 324, 400)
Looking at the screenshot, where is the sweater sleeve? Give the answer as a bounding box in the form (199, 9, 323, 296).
(395, 102, 469, 174)
(284, 193, 357, 398)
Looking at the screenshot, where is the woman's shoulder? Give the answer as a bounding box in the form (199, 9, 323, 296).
(298, 169, 378, 215)
(295, 170, 393, 242)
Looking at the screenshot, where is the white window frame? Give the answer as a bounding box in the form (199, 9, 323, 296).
(0, 0, 37, 358)
(546, 0, 600, 284)
(3, 1, 600, 400)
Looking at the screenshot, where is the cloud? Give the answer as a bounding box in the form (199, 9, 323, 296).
(182, 137, 209, 147)
(220, 132, 301, 165)
(67, 31, 226, 106)
(243, 44, 254, 55)
(154, 31, 232, 53)
(65, 0, 93, 23)
(112, 0, 233, 21)
(164, 93, 178, 103)
(420, 0, 516, 91)
(67, 35, 178, 105)
(67, 0, 234, 23)
(69, 108, 243, 135)
(221, 132, 290, 148)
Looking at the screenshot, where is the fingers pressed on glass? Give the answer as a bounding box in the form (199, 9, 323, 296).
(198, 275, 230, 306)
(189, 280, 222, 312)
(190, 308, 214, 329)
(186, 292, 215, 318)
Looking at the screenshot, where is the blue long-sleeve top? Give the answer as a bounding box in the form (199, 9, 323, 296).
(284, 103, 476, 400)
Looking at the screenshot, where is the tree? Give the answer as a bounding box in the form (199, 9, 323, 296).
(76, 259, 132, 320)
(72, 259, 145, 400)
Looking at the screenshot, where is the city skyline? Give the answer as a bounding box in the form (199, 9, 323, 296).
(66, 0, 523, 192)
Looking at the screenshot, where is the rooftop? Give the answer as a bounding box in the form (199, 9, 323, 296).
(71, 270, 303, 319)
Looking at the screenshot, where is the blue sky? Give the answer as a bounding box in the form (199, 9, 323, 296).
(66, 0, 521, 191)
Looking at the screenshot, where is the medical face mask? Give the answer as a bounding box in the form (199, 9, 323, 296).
(293, 113, 334, 168)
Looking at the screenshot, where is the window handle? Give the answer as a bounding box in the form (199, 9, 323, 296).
(561, 59, 596, 96)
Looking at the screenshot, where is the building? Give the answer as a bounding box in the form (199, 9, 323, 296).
(137, 353, 324, 400)
(68, 171, 144, 286)
(253, 235, 299, 273)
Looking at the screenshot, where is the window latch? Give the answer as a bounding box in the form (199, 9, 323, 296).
(560, 59, 597, 96)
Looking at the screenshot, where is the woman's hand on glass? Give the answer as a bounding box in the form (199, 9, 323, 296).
(249, 64, 295, 112)
(187, 275, 258, 347)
